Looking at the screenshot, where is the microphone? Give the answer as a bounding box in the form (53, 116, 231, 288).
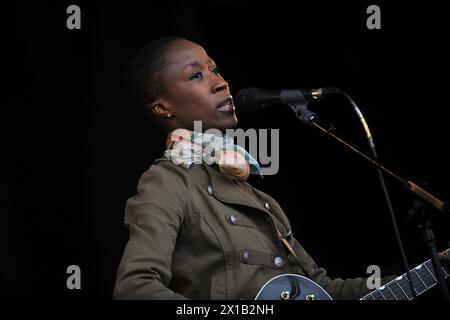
(235, 87, 340, 110)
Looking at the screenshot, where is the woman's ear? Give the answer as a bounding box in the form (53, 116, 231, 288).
(149, 99, 173, 119)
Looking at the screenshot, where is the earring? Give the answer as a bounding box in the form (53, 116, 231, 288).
(166, 113, 173, 119)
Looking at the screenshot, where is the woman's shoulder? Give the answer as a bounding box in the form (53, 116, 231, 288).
(145, 157, 186, 176)
(137, 158, 208, 192)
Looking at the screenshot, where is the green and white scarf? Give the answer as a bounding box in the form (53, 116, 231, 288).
(164, 128, 261, 180)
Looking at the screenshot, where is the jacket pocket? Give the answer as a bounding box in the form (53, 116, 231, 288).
(239, 249, 285, 269)
(224, 213, 271, 232)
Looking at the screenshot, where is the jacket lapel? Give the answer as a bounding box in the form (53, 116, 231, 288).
(203, 164, 267, 212)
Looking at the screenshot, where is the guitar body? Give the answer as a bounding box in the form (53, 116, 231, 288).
(255, 274, 333, 300)
(255, 248, 450, 300)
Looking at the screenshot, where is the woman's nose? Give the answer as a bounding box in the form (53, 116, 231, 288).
(212, 78, 228, 94)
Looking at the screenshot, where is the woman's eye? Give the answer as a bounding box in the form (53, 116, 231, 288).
(190, 72, 203, 80)
(212, 67, 221, 75)
(189, 67, 221, 80)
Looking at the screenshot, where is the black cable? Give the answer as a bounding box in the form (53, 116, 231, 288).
(339, 91, 417, 299)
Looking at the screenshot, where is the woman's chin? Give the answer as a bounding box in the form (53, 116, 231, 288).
(195, 115, 238, 131)
(222, 114, 238, 130)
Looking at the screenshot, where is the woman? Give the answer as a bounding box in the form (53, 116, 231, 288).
(113, 36, 423, 300)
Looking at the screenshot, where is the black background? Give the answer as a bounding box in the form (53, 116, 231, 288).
(5, 0, 449, 299)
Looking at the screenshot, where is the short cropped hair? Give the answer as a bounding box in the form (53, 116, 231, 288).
(127, 36, 185, 111)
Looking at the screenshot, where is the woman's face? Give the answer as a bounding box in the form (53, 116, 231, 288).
(153, 39, 238, 131)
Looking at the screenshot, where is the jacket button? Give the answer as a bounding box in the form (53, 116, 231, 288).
(229, 215, 238, 225)
(274, 256, 285, 268)
(207, 185, 213, 195)
(242, 251, 251, 263)
(264, 202, 270, 210)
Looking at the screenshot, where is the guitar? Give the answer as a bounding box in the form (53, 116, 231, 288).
(255, 248, 450, 300)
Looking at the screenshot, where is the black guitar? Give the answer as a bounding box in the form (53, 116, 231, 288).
(255, 248, 450, 300)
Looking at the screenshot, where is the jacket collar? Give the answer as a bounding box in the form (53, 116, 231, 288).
(202, 164, 268, 213)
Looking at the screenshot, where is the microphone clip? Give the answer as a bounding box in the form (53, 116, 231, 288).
(287, 101, 317, 125)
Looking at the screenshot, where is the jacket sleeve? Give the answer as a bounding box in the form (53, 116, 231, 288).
(113, 165, 190, 300)
(292, 239, 396, 300)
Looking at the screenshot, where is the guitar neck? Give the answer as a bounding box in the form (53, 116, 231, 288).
(361, 248, 450, 300)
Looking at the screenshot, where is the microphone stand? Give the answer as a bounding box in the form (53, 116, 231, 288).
(288, 102, 450, 299)
(406, 199, 450, 300)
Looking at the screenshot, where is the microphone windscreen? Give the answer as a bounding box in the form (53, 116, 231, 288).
(235, 88, 281, 110)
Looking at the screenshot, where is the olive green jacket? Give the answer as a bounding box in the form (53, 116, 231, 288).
(114, 159, 383, 300)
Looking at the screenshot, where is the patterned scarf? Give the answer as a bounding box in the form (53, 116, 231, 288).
(164, 128, 262, 180)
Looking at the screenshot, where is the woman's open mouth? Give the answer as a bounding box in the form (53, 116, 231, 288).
(217, 96, 235, 112)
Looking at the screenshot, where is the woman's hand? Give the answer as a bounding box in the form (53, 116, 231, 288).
(438, 252, 450, 265)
